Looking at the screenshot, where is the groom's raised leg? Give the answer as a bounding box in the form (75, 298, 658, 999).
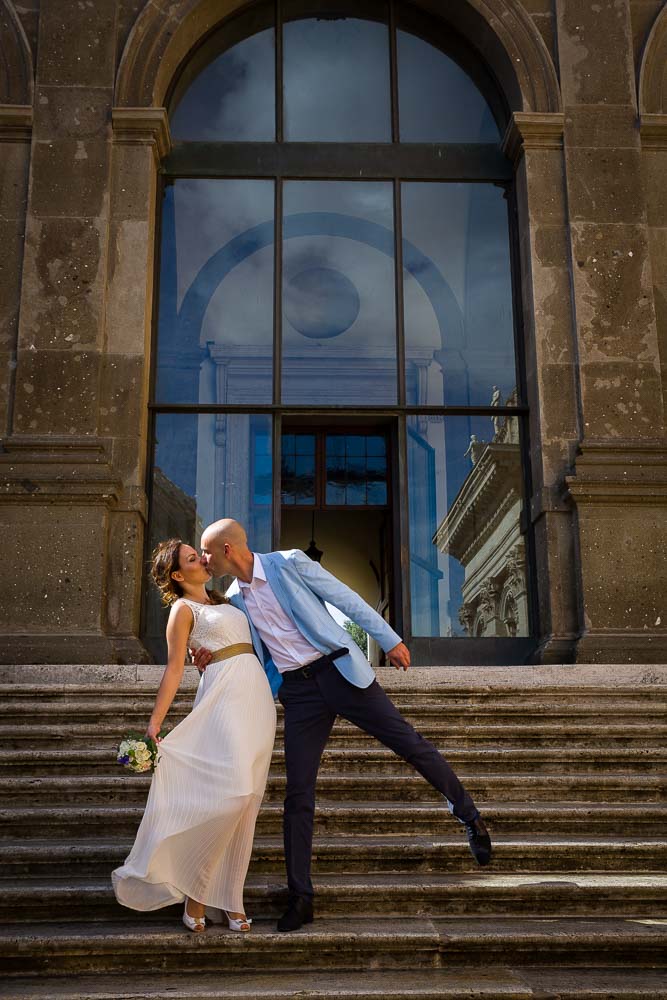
(278, 676, 336, 923)
(319, 668, 491, 864)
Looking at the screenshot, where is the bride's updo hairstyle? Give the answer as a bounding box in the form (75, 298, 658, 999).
(150, 538, 228, 606)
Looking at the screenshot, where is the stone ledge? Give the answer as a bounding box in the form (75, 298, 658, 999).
(0, 663, 665, 688)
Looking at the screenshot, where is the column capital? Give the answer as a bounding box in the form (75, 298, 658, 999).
(0, 104, 32, 142)
(111, 107, 171, 162)
(501, 111, 565, 165)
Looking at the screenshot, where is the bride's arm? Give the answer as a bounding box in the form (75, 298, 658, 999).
(145, 602, 193, 740)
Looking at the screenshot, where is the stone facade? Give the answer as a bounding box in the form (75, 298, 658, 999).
(0, 0, 665, 665)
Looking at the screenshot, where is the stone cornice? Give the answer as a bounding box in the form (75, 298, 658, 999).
(640, 113, 667, 150)
(0, 104, 32, 142)
(501, 111, 565, 165)
(111, 107, 171, 162)
(567, 440, 667, 504)
(0, 436, 123, 505)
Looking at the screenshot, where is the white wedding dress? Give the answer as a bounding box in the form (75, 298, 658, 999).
(112, 600, 276, 914)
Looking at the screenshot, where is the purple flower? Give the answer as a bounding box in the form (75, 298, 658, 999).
(118, 755, 130, 765)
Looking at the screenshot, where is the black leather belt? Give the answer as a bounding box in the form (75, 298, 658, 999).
(282, 647, 349, 682)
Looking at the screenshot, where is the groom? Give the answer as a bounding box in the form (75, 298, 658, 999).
(197, 518, 492, 932)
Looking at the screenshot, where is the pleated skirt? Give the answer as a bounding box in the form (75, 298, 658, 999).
(111, 653, 277, 913)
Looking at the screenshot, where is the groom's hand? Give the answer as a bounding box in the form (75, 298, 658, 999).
(387, 642, 410, 671)
(191, 646, 213, 674)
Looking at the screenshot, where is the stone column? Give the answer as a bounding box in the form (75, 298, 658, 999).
(503, 112, 582, 663)
(556, 0, 667, 661)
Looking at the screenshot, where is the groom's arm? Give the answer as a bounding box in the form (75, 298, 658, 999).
(287, 550, 410, 670)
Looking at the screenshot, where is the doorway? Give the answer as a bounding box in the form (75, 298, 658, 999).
(279, 420, 396, 666)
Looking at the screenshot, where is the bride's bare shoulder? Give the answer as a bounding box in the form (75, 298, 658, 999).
(168, 599, 195, 621)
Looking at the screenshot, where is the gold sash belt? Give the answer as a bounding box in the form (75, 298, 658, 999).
(208, 642, 254, 664)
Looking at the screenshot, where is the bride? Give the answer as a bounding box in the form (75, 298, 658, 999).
(112, 539, 277, 933)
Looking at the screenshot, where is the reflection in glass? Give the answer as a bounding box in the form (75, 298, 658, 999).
(144, 413, 273, 659)
(325, 434, 387, 506)
(156, 180, 274, 405)
(282, 181, 396, 404)
(407, 414, 528, 638)
(170, 28, 275, 140)
(282, 434, 316, 505)
(283, 8, 391, 141)
(397, 31, 499, 143)
(402, 182, 517, 407)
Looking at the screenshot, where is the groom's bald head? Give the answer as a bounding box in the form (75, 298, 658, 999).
(203, 518, 247, 548)
(200, 519, 252, 579)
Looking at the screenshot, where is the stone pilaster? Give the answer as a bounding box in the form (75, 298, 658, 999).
(0, 105, 31, 437)
(0, 1, 148, 664)
(555, 0, 667, 662)
(103, 107, 171, 642)
(502, 111, 581, 663)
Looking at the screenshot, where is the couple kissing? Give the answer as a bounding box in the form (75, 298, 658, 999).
(112, 518, 492, 934)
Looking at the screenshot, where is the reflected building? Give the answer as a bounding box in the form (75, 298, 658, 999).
(433, 392, 528, 640)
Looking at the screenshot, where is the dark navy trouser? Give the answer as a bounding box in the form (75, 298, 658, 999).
(277, 658, 479, 900)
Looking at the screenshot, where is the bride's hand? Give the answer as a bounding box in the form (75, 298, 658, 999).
(145, 720, 162, 742)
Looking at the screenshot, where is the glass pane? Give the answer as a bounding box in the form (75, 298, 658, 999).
(281, 433, 315, 505)
(283, 5, 391, 141)
(402, 182, 517, 407)
(156, 180, 274, 405)
(282, 181, 397, 404)
(326, 482, 345, 504)
(295, 434, 316, 455)
(346, 479, 366, 505)
(294, 455, 316, 504)
(325, 433, 388, 507)
(145, 413, 273, 659)
(169, 6, 275, 141)
(397, 31, 499, 143)
(407, 414, 529, 638)
(367, 480, 387, 505)
(367, 435, 386, 456)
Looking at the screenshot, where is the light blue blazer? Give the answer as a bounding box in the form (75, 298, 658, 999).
(227, 549, 403, 698)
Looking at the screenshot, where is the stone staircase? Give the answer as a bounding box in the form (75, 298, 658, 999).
(0, 663, 665, 999)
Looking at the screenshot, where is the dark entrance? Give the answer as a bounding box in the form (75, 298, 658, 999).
(280, 419, 396, 666)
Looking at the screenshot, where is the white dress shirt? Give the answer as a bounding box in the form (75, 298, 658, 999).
(239, 554, 322, 673)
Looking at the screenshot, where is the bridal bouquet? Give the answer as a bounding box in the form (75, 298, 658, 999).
(116, 732, 163, 773)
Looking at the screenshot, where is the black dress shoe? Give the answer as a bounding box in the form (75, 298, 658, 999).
(464, 816, 493, 866)
(277, 895, 314, 932)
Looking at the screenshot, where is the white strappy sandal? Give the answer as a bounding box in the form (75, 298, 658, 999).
(224, 909, 252, 932)
(182, 902, 206, 933)
(204, 906, 252, 932)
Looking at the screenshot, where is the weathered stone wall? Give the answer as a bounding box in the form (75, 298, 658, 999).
(0, 0, 665, 664)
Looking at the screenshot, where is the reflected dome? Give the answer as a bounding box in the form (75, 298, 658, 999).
(285, 267, 361, 339)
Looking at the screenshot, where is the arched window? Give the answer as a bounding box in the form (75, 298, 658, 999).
(145, 0, 534, 665)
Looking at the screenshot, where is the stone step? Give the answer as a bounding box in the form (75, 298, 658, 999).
(1, 772, 661, 806)
(1, 745, 664, 777)
(2, 801, 664, 838)
(4, 967, 667, 1000)
(3, 699, 664, 726)
(2, 722, 665, 750)
(4, 679, 665, 704)
(3, 835, 665, 878)
(3, 873, 666, 924)
(1, 918, 665, 976)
